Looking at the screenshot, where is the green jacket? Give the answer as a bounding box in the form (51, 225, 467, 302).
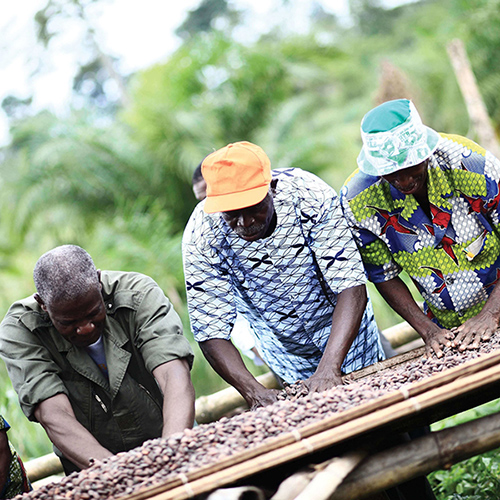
(0, 271, 193, 472)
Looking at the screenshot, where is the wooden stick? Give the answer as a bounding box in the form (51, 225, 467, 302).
(292, 449, 369, 500)
(447, 38, 500, 158)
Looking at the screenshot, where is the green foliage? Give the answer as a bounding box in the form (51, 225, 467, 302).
(429, 399, 500, 499)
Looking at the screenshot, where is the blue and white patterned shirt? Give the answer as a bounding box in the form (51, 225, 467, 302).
(182, 168, 384, 383)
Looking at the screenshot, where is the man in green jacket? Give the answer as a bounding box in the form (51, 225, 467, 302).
(0, 245, 195, 474)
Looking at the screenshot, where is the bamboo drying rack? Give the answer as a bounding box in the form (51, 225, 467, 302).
(121, 346, 500, 500)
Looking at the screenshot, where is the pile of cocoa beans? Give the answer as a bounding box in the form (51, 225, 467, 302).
(20, 333, 500, 500)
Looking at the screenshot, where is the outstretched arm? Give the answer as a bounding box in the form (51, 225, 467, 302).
(305, 284, 367, 392)
(152, 359, 195, 437)
(34, 394, 112, 470)
(200, 338, 280, 410)
(375, 277, 453, 357)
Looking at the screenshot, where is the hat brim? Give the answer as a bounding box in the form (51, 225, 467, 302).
(357, 126, 441, 177)
(203, 184, 270, 214)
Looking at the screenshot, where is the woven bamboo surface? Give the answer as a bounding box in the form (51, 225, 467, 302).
(123, 346, 500, 500)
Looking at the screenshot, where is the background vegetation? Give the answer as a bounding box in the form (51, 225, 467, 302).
(2, 0, 500, 497)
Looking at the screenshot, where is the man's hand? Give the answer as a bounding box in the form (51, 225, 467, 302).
(247, 387, 281, 411)
(304, 369, 343, 393)
(451, 310, 498, 351)
(422, 324, 454, 358)
(200, 338, 280, 411)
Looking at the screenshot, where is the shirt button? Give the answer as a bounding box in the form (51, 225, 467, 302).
(436, 244, 443, 249)
(107, 303, 113, 309)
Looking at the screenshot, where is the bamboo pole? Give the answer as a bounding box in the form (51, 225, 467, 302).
(195, 372, 281, 424)
(331, 411, 500, 500)
(447, 38, 500, 158)
(25, 453, 62, 483)
(381, 322, 419, 349)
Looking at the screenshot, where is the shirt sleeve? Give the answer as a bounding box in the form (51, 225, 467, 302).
(340, 184, 402, 284)
(483, 149, 500, 224)
(0, 313, 69, 421)
(182, 208, 237, 342)
(131, 277, 194, 373)
(300, 176, 367, 293)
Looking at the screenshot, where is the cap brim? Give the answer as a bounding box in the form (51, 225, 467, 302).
(203, 184, 270, 214)
(357, 126, 441, 176)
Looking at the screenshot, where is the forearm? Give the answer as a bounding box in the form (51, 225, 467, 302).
(0, 430, 11, 494)
(375, 277, 435, 341)
(34, 394, 112, 470)
(317, 284, 367, 375)
(200, 339, 267, 404)
(152, 360, 195, 438)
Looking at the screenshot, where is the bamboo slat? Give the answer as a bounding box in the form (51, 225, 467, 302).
(123, 349, 500, 500)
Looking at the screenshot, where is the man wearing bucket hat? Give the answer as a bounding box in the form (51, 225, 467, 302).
(183, 141, 385, 409)
(341, 98, 500, 358)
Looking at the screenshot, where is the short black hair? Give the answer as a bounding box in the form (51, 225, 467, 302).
(192, 162, 204, 184)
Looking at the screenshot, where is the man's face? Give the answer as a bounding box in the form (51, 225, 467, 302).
(193, 179, 207, 201)
(221, 192, 275, 242)
(381, 160, 429, 197)
(43, 287, 107, 347)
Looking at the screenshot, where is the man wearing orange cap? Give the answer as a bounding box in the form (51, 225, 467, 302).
(183, 141, 385, 408)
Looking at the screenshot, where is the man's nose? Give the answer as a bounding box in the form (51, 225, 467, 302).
(396, 174, 412, 188)
(237, 213, 254, 227)
(76, 321, 95, 335)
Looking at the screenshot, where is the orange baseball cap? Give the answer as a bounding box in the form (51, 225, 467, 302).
(202, 141, 272, 214)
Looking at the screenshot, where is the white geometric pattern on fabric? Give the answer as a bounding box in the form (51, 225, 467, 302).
(183, 168, 384, 383)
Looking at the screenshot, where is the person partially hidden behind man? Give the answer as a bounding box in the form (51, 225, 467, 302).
(0, 245, 195, 474)
(342, 98, 500, 358)
(0, 414, 31, 498)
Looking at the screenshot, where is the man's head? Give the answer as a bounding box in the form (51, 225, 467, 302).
(357, 99, 440, 181)
(202, 141, 276, 241)
(192, 162, 207, 201)
(33, 245, 106, 347)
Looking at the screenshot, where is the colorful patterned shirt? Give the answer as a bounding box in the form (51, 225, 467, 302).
(183, 168, 384, 383)
(0, 415, 32, 498)
(341, 134, 500, 329)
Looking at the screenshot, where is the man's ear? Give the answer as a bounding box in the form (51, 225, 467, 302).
(97, 270, 103, 290)
(34, 293, 47, 312)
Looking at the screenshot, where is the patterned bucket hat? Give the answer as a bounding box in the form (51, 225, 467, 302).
(357, 99, 441, 176)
